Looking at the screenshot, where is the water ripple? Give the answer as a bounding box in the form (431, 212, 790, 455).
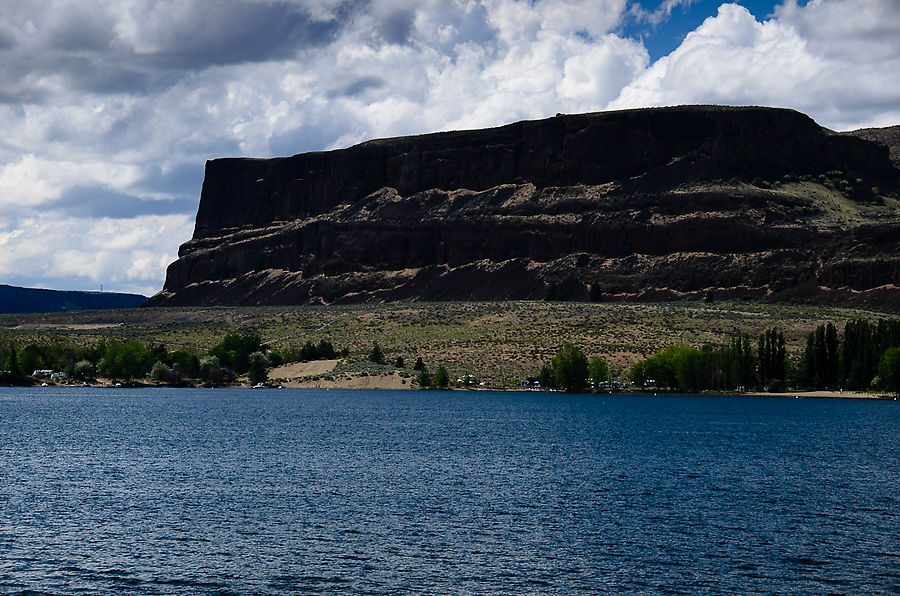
(0, 388, 897, 594)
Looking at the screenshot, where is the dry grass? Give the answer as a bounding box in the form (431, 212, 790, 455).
(2, 300, 895, 383)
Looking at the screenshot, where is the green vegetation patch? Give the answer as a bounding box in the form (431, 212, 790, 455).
(1, 300, 896, 388)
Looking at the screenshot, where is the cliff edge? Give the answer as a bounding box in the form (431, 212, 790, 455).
(147, 105, 900, 307)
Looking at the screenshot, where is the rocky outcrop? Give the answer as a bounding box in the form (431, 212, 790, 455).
(844, 125, 900, 167)
(147, 106, 900, 307)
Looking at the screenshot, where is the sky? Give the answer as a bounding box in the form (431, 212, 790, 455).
(1, 0, 898, 297)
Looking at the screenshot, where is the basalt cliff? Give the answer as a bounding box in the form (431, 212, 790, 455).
(147, 106, 900, 307)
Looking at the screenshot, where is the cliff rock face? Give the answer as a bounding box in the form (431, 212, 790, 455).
(147, 106, 900, 307)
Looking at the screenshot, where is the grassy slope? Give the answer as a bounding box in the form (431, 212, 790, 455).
(1, 301, 894, 383)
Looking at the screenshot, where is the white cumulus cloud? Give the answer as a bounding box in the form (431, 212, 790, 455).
(0, 214, 194, 297)
(0, 0, 897, 296)
(607, 1, 900, 130)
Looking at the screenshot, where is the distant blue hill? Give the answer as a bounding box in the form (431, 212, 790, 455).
(0, 284, 147, 314)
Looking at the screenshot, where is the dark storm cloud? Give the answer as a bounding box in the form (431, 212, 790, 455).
(71, 62, 166, 96)
(380, 9, 415, 45)
(141, 2, 345, 71)
(48, 7, 116, 51)
(329, 76, 385, 98)
(2, 54, 165, 99)
(0, 28, 15, 50)
(51, 185, 197, 218)
(0, 1, 356, 104)
(133, 163, 205, 197)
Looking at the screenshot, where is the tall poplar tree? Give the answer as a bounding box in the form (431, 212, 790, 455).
(757, 328, 786, 389)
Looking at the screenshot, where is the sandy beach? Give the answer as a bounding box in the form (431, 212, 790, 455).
(279, 373, 412, 390)
(749, 390, 896, 400)
(269, 359, 414, 390)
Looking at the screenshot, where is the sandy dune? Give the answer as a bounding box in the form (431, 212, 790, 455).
(269, 359, 414, 390)
(270, 359, 340, 379)
(281, 372, 411, 390)
(752, 390, 894, 400)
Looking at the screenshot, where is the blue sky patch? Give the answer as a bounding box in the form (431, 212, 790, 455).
(621, 0, 795, 60)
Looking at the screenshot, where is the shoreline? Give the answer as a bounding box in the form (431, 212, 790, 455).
(17, 376, 899, 400)
(746, 390, 895, 400)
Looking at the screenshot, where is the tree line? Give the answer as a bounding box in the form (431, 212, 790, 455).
(627, 333, 778, 393)
(0, 333, 349, 387)
(536, 318, 900, 394)
(626, 318, 900, 393)
(538, 342, 610, 393)
(1, 332, 461, 390)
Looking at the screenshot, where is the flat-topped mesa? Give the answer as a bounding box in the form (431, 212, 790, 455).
(192, 105, 889, 238)
(148, 105, 900, 308)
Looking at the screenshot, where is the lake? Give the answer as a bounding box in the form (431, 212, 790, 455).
(0, 387, 897, 594)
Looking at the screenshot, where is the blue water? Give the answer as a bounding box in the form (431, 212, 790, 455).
(0, 388, 897, 594)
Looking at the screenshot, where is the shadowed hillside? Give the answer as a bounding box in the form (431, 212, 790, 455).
(844, 125, 900, 167)
(147, 106, 900, 308)
(0, 284, 146, 314)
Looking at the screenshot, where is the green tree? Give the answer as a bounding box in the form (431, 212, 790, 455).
(636, 345, 683, 389)
(875, 319, 900, 355)
(878, 347, 900, 394)
(758, 328, 787, 390)
(800, 331, 817, 388)
(551, 342, 588, 393)
(248, 351, 269, 385)
(317, 339, 336, 359)
(728, 334, 756, 390)
(842, 319, 877, 389)
(149, 344, 169, 368)
(628, 359, 648, 387)
(434, 365, 450, 389)
(369, 342, 385, 365)
(394, 356, 405, 368)
(150, 361, 183, 385)
(199, 355, 225, 385)
(813, 325, 827, 385)
(629, 344, 735, 392)
(672, 345, 705, 392)
(824, 322, 839, 387)
(267, 351, 284, 368)
(588, 356, 609, 388)
(170, 350, 200, 380)
(289, 341, 313, 361)
(4, 346, 20, 376)
(413, 357, 425, 371)
(800, 323, 840, 389)
(73, 360, 96, 381)
(99, 339, 153, 380)
(417, 366, 431, 388)
(20, 344, 43, 376)
(209, 333, 262, 374)
(539, 362, 556, 389)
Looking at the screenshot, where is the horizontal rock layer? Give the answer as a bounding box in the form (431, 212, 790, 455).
(148, 106, 900, 307)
